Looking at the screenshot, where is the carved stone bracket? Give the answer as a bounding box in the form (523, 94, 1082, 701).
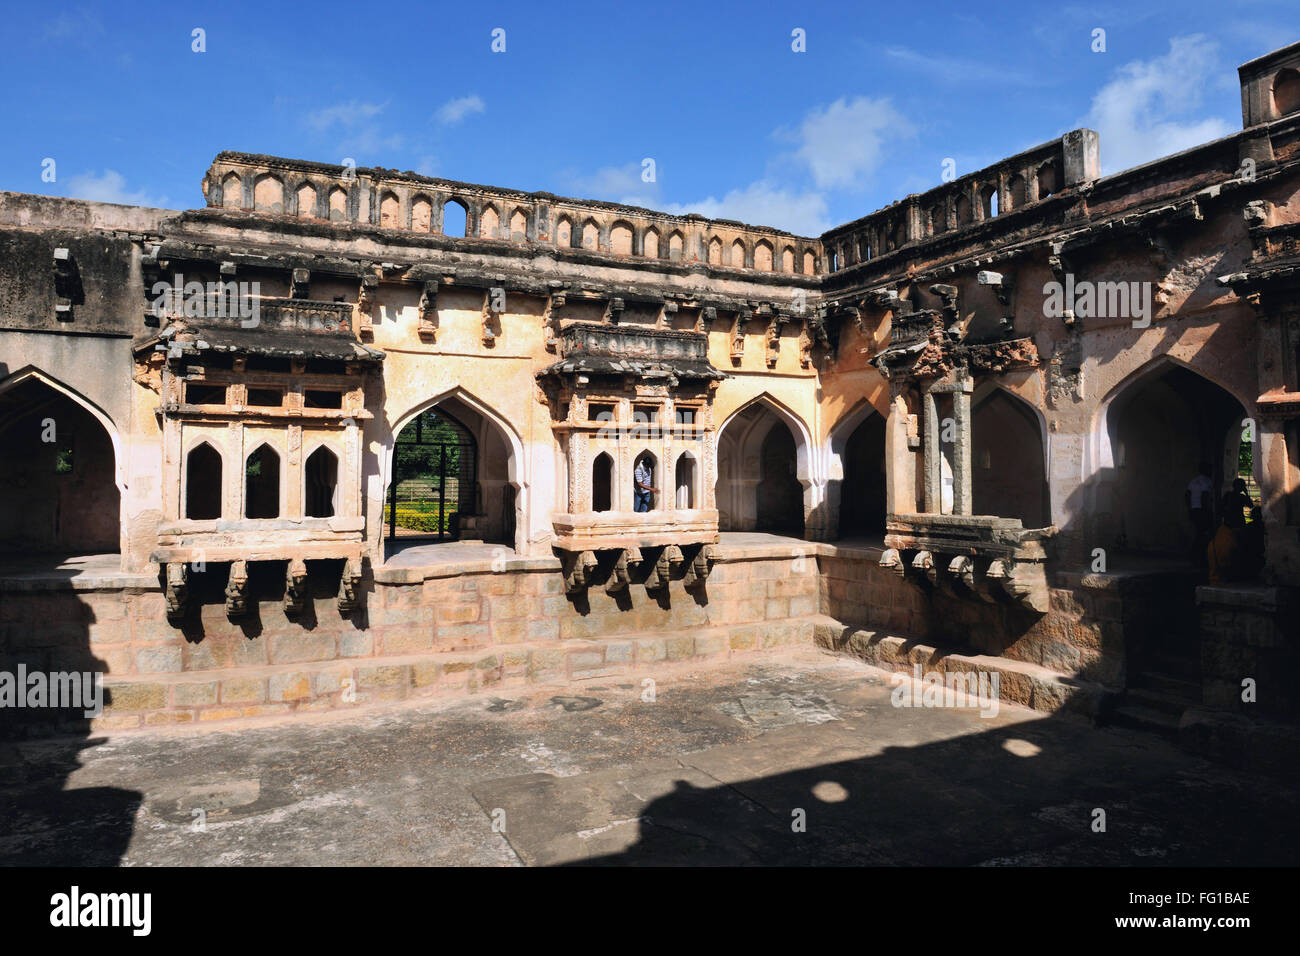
(356, 273, 379, 338)
(165, 563, 189, 623)
(337, 557, 364, 614)
(225, 560, 250, 619)
(730, 310, 747, 364)
(683, 544, 716, 587)
(564, 550, 599, 594)
(418, 280, 439, 342)
(543, 291, 566, 352)
(643, 548, 671, 592)
(285, 558, 309, 615)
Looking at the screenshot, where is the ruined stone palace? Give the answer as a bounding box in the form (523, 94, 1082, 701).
(4, 42, 1300, 762)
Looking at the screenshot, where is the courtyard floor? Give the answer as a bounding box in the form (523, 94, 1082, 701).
(0, 644, 1295, 866)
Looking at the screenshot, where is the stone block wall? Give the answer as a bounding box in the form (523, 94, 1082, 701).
(0, 548, 822, 734)
(1197, 585, 1300, 719)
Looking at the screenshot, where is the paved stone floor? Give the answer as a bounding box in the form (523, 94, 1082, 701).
(1, 645, 1296, 866)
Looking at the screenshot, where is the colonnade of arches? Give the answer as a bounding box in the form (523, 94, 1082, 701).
(0, 357, 1260, 569)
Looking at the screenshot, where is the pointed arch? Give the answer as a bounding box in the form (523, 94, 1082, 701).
(410, 194, 434, 232)
(0, 366, 126, 557)
(479, 203, 500, 239)
(386, 385, 529, 554)
(508, 207, 528, 241)
(609, 220, 633, 255)
(253, 173, 284, 213)
(304, 444, 340, 518)
(0, 366, 124, 491)
(1090, 354, 1250, 555)
(827, 399, 888, 538)
(715, 392, 816, 535)
(970, 384, 1050, 527)
(185, 441, 224, 520)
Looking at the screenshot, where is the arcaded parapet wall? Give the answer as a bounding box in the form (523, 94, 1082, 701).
(200, 153, 824, 276)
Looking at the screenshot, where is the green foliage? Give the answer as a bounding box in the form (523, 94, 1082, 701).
(384, 503, 457, 533)
(1238, 438, 1253, 477)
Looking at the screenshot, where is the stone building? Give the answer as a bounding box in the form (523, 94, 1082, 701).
(4, 42, 1300, 764)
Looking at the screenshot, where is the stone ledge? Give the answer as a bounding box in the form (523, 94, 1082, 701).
(812, 616, 1115, 717)
(79, 618, 819, 732)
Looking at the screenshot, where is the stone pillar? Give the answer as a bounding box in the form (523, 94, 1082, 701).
(952, 378, 973, 516)
(923, 388, 940, 514)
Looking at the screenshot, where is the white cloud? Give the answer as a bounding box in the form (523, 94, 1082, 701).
(665, 182, 831, 236)
(305, 99, 387, 131)
(435, 94, 485, 126)
(788, 96, 913, 191)
(1084, 35, 1235, 175)
(65, 170, 168, 208)
(562, 162, 660, 207)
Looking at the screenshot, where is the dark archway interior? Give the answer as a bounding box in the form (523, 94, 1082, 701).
(972, 391, 1049, 527)
(756, 423, 804, 535)
(245, 445, 281, 519)
(839, 412, 886, 536)
(305, 446, 338, 518)
(1106, 366, 1245, 554)
(593, 452, 613, 512)
(0, 380, 119, 554)
(186, 443, 223, 520)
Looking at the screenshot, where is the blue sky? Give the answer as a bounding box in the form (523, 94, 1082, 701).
(1, 1, 1294, 236)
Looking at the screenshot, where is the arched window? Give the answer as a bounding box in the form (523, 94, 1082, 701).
(675, 454, 696, 509)
(802, 250, 815, 274)
(707, 237, 723, 265)
(509, 208, 527, 241)
(956, 193, 972, 226)
(305, 446, 339, 518)
(328, 186, 348, 221)
(245, 444, 281, 519)
(379, 191, 401, 228)
(221, 172, 242, 210)
(1274, 68, 1300, 117)
(781, 246, 795, 271)
(480, 204, 500, 238)
(592, 452, 613, 512)
(610, 221, 633, 255)
(754, 241, 773, 271)
(442, 198, 468, 237)
(643, 228, 660, 258)
(254, 174, 283, 213)
(731, 239, 746, 268)
(633, 452, 658, 512)
(1036, 163, 1058, 199)
(411, 196, 433, 232)
(296, 182, 317, 218)
(982, 186, 999, 218)
(581, 219, 599, 249)
(186, 443, 222, 520)
(556, 215, 573, 247)
(1008, 174, 1027, 211)
(668, 230, 684, 261)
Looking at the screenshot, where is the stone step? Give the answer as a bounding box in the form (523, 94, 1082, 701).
(1110, 702, 1181, 741)
(1135, 671, 1200, 698)
(86, 618, 818, 731)
(811, 617, 1116, 717)
(1126, 686, 1195, 717)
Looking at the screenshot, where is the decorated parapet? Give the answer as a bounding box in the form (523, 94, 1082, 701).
(537, 321, 727, 595)
(880, 514, 1053, 614)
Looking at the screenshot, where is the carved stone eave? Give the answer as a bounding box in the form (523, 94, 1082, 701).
(882, 514, 1055, 614)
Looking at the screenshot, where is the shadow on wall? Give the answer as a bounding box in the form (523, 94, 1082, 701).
(0, 557, 142, 866)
